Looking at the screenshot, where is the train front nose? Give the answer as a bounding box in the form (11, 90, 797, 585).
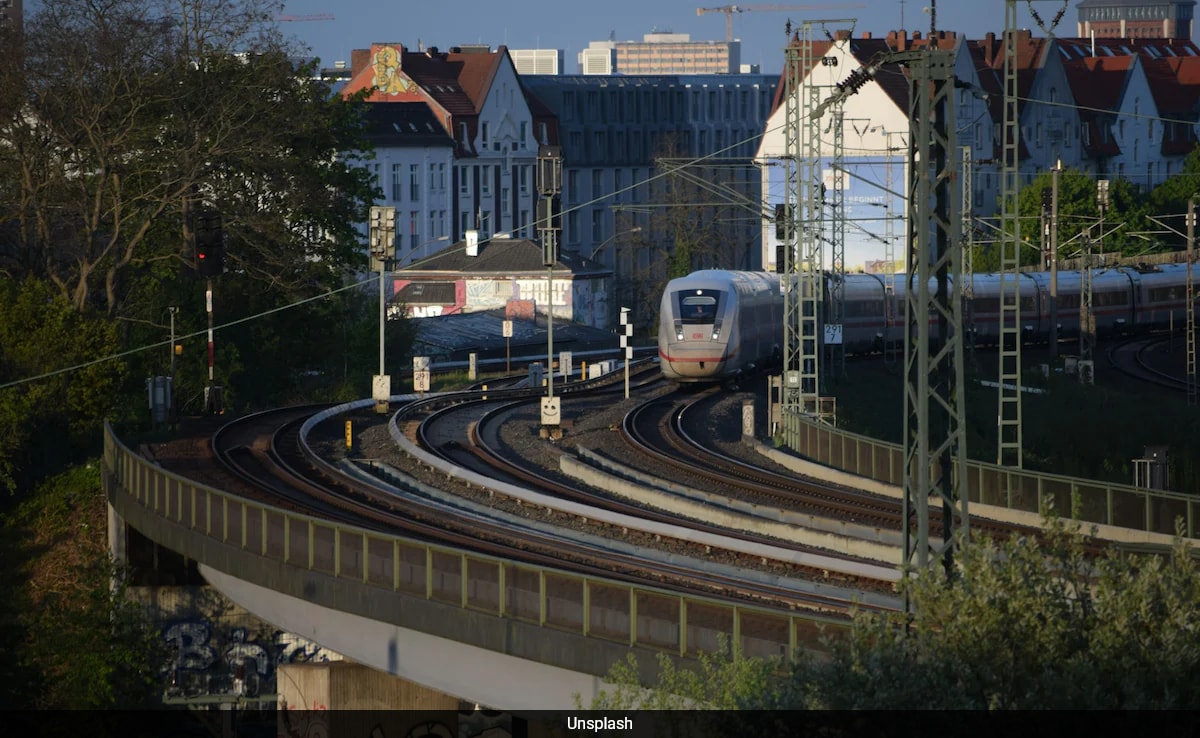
(661, 289, 728, 380)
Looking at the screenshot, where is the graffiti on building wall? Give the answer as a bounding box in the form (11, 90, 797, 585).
(162, 619, 339, 699)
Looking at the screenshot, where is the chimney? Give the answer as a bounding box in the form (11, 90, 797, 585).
(984, 31, 997, 67)
(835, 29, 851, 41)
(861, 31, 873, 39)
(351, 48, 370, 76)
(465, 230, 479, 257)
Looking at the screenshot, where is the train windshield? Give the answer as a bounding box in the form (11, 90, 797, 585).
(676, 290, 722, 325)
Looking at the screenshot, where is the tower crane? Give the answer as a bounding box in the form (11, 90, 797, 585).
(696, 4, 865, 41)
(277, 13, 335, 22)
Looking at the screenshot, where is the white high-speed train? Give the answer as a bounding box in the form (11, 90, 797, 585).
(658, 263, 1194, 383)
(657, 270, 784, 383)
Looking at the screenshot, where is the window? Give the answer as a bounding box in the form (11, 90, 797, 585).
(461, 211, 471, 232)
(481, 122, 489, 145)
(482, 166, 491, 195)
(409, 211, 419, 249)
(438, 163, 446, 191)
(592, 169, 602, 196)
(460, 166, 469, 194)
(391, 163, 403, 201)
(519, 166, 529, 195)
(410, 164, 420, 201)
(519, 121, 528, 149)
(568, 211, 579, 243)
(591, 209, 602, 241)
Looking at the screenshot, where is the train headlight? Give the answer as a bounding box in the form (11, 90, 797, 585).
(677, 331, 684, 340)
(712, 329, 721, 340)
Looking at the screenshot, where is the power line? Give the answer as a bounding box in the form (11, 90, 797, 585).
(0, 278, 373, 392)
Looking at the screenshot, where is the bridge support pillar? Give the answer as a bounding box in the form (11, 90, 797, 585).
(278, 661, 464, 711)
(108, 501, 127, 567)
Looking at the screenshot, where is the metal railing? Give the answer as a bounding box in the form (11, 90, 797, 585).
(780, 409, 1198, 538)
(104, 422, 845, 671)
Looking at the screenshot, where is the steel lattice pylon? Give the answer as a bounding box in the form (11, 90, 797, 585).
(902, 47, 968, 579)
(997, 0, 1024, 467)
(781, 24, 824, 418)
(826, 103, 847, 382)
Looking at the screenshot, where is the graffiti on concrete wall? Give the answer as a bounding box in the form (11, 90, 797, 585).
(162, 619, 339, 699)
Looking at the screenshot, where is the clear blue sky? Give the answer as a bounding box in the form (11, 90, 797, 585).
(277, 0, 1080, 72)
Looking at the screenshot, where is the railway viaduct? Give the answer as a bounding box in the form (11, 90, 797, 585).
(103, 396, 1196, 711)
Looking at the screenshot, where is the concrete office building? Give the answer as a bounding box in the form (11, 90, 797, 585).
(509, 48, 564, 75)
(582, 32, 741, 75)
(1077, 0, 1196, 40)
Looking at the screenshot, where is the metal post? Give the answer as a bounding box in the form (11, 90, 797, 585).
(1049, 162, 1060, 361)
(379, 261, 385, 378)
(169, 306, 177, 377)
(1187, 198, 1196, 405)
(620, 307, 632, 400)
(206, 279, 213, 394)
(547, 247, 555, 399)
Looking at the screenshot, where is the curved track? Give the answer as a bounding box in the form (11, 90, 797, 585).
(205, 396, 894, 617)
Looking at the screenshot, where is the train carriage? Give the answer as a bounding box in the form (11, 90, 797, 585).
(658, 270, 783, 383)
(659, 261, 1194, 384)
(1131, 263, 1191, 331)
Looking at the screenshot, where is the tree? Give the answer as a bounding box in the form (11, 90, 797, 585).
(0, 0, 377, 317)
(971, 167, 1156, 272)
(0, 465, 164, 708)
(614, 134, 760, 329)
(590, 516, 1200, 709)
(0, 279, 122, 495)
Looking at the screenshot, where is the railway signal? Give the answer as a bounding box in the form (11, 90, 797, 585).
(193, 209, 224, 278)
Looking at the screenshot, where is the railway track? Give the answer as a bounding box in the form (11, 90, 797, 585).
(200, 391, 895, 617)
(1106, 334, 1194, 394)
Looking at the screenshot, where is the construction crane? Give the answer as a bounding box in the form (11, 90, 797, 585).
(277, 13, 335, 22)
(696, 4, 865, 41)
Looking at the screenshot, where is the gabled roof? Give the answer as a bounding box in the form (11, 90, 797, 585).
(359, 102, 456, 148)
(402, 46, 503, 116)
(1062, 54, 1134, 157)
(340, 43, 529, 157)
(767, 30, 958, 121)
(396, 237, 605, 275)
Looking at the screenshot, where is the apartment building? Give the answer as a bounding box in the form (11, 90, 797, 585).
(758, 28, 1200, 271)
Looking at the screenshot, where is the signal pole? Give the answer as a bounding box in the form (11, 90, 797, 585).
(369, 206, 396, 414)
(537, 146, 563, 436)
(194, 208, 224, 414)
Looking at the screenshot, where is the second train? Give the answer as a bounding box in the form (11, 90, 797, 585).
(658, 263, 1194, 383)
